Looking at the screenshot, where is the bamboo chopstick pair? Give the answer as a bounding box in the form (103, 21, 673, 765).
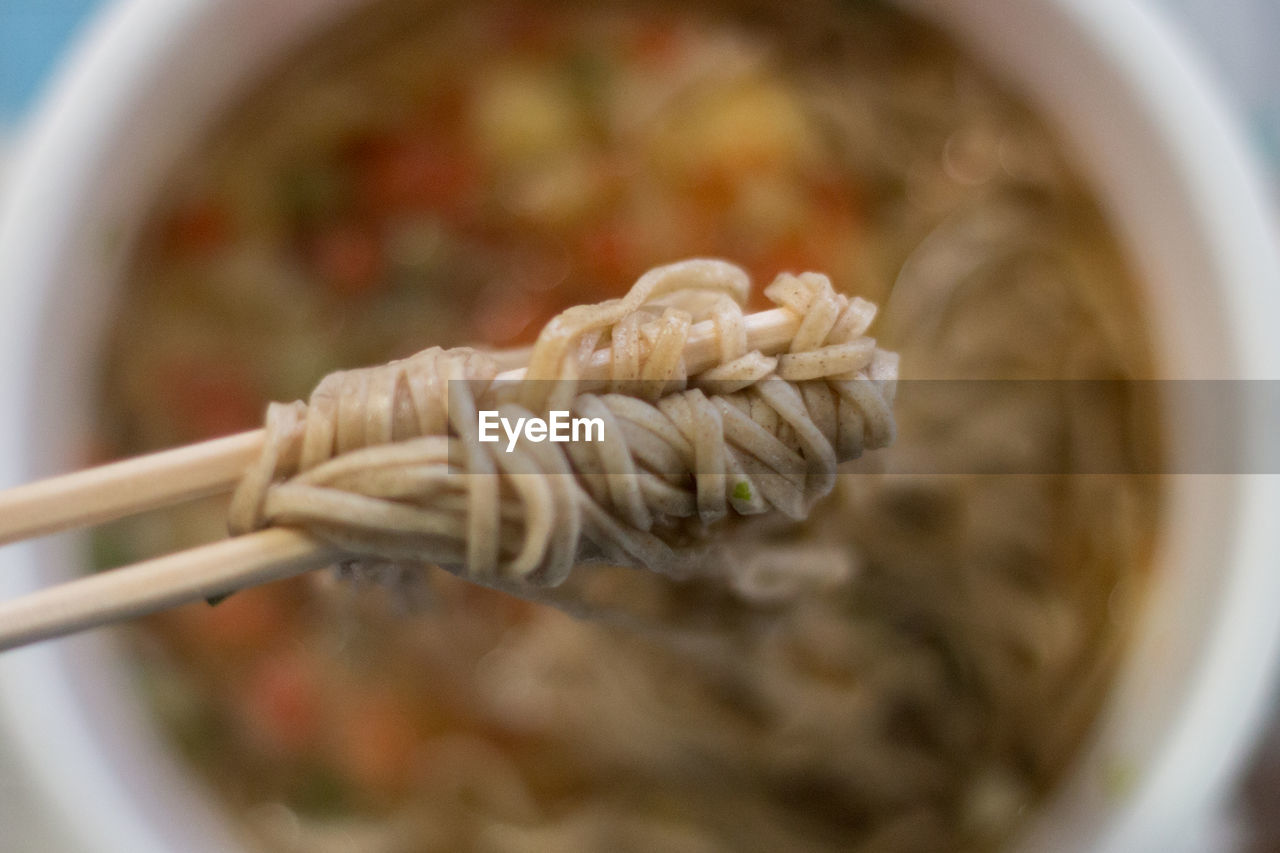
(0, 306, 807, 652)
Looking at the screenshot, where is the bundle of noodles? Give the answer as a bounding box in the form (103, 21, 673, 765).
(228, 260, 897, 593)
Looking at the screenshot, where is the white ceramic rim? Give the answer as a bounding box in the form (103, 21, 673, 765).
(0, 1, 1277, 852)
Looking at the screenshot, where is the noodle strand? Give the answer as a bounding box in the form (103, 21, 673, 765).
(228, 259, 898, 586)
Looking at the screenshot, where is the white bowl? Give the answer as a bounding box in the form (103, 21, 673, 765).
(1, 1, 1278, 851)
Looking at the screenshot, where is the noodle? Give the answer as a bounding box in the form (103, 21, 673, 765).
(228, 259, 897, 587)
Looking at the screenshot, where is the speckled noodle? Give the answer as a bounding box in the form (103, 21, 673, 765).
(229, 259, 896, 589)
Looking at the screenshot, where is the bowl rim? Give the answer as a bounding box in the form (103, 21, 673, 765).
(1, 1, 1279, 851)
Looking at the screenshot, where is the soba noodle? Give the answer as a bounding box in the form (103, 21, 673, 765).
(229, 260, 897, 589)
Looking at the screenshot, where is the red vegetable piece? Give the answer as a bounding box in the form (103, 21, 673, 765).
(351, 129, 478, 218)
(241, 649, 322, 755)
(311, 221, 386, 297)
(168, 585, 295, 660)
(634, 19, 682, 65)
(575, 221, 635, 288)
(157, 357, 262, 442)
(164, 198, 231, 256)
(333, 690, 420, 798)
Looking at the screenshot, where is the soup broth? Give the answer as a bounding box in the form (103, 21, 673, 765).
(93, 1, 1160, 851)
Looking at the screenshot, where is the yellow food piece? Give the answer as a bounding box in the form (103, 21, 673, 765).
(652, 77, 820, 177)
(472, 66, 588, 168)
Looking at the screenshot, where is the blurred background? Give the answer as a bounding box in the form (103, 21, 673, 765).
(1, 0, 1278, 850)
(2, 0, 1279, 183)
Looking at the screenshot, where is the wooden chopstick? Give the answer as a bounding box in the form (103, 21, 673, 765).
(0, 431, 266, 547)
(0, 307, 808, 651)
(0, 307, 800, 546)
(0, 528, 337, 652)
